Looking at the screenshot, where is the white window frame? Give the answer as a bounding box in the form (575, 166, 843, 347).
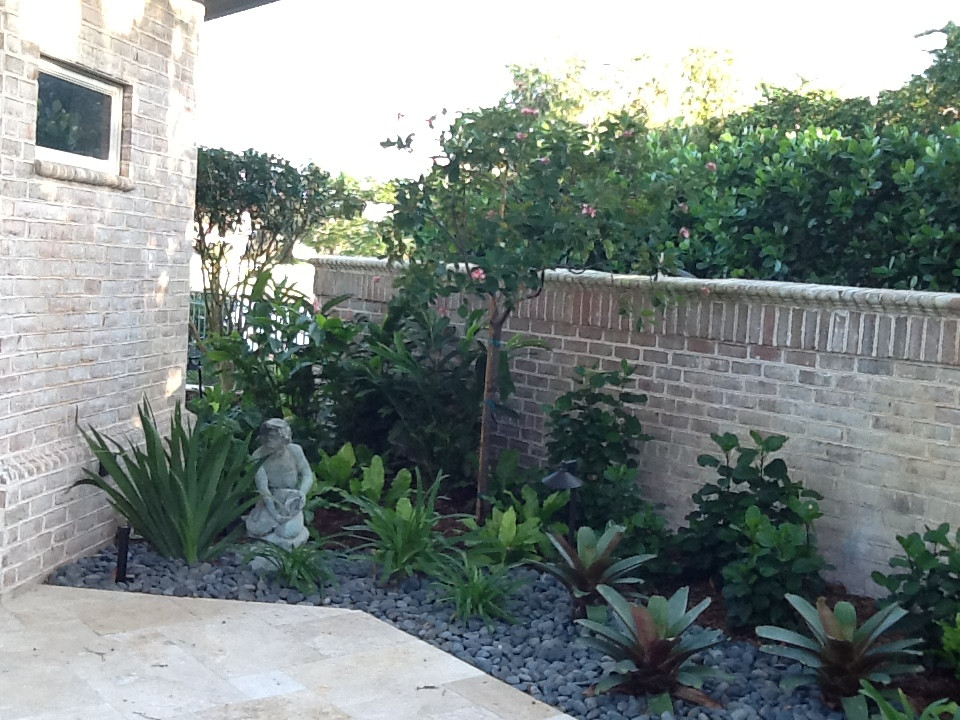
(35, 58, 124, 176)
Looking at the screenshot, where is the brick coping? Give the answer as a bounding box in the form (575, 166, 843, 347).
(310, 256, 960, 317)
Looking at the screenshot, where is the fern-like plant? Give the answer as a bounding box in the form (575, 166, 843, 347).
(76, 399, 257, 564)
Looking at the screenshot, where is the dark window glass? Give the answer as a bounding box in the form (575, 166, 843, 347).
(36, 72, 112, 160)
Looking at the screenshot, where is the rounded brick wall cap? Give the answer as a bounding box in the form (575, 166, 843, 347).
(310, 256, 960, 317)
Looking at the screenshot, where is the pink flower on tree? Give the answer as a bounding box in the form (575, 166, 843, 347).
(705, 161, 718, 172)
(580, 203, 597, 218)
(520, 107, 539, 116)
(470, 267, 486, 282)
(516, 132, 528, 140)
(486, 209, 498, 219)
(536, 157, 551, 165)
(679, 227, 691, 239)
(621, 130, 635, 138)
(312, 297, 321, 314)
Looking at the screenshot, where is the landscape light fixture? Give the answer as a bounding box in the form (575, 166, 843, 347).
(541, 460, 582, 544)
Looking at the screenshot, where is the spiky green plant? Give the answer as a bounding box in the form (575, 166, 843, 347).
(845, 680, 960, 720)
(537, 524, 652, 618)
(430, 550, 524, 627)
(76, 399, 257, 564)
(244, 541, 334, 596)
(756, 594, 923, 710)
(576, 585, 725, 712)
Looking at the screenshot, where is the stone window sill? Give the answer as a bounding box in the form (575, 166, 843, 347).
(34, 159, 134, 192)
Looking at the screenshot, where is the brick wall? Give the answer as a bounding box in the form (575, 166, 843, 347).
(313, 257, 960, 595)
(0, 0, 203, 593)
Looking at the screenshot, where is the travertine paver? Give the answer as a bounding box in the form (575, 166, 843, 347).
(0, 585, 573, 720)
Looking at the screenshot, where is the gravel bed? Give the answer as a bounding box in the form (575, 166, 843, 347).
(49, 543, 843, 720)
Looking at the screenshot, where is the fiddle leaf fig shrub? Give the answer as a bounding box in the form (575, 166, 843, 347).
(872, 523, 960, 655)
(722, 505, 828, 629)
(545, 361, 651, 482)
(678, 431, 823, 580)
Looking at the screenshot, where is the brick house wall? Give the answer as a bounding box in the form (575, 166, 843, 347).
(0, 0, 203, 593)
(313, 257, 960, 595)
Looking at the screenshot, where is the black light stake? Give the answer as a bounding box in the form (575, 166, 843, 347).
(115, 525, 131, 583)
(541, 460, 582, 545)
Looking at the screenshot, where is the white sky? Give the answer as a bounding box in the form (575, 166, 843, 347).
(195, 0, 957, 181)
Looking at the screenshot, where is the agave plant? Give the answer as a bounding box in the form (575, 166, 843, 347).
(756, 594, 923, 709)
(537, 524, 652, 618)
(576, 585, 725, 711)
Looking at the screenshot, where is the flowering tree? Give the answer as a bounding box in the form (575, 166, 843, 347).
(382, 80, 705, 518)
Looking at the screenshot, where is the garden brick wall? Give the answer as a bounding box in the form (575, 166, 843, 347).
(0, 0, 203, 594)
(313, 257, 960, 595)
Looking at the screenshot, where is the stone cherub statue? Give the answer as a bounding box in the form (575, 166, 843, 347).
(244, 418, 314, 550)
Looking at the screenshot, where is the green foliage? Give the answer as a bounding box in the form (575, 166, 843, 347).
(430, 551, 524, 627)
(850, 680, 960, 720)
(76, 400, 257, 564)
(538, 524, 652, 618)
(546, 361, 651, 482)
(757, 594, 923, 709)
(576, 585, 725, 711)
(193, 147, 364, 337)
(348, 471, 450, 582)
(940, 613, 960, 678)
(304, 176, 394, 257)
(490, 482, 569, 552)
(201, 274, 361, 458)
(460, 505, 544, 567)
(872, 523, 960, 653)
(245, 541, 333, 596)
(328, 307, 491, 483)
(722, 505, 827, 629)
(678, 431, 823, 580)
(616, 501, 679, 583)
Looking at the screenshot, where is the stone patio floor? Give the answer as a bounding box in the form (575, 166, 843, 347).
(0, 585, 573, 720)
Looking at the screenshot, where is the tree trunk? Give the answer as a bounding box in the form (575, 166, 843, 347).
(475, 298, 506, 522)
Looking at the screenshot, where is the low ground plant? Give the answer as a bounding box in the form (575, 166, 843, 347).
(77, 399, 257, 564)
(430, 550, 524, 627)
(460, 505, 545, 566)
(851, 680, 960, 720)
(244, 541, 334, 596)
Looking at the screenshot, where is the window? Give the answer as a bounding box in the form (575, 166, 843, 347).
(35, 58, 123, 175)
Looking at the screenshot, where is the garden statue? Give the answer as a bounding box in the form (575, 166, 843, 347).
(245, 418, 314, 550)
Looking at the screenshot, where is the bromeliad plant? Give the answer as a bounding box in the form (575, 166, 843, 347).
(756, 594, 923, 710)
(538, 524, 653, 619)
(577, 585, 725, 713)
(76, 399, 258, 564)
